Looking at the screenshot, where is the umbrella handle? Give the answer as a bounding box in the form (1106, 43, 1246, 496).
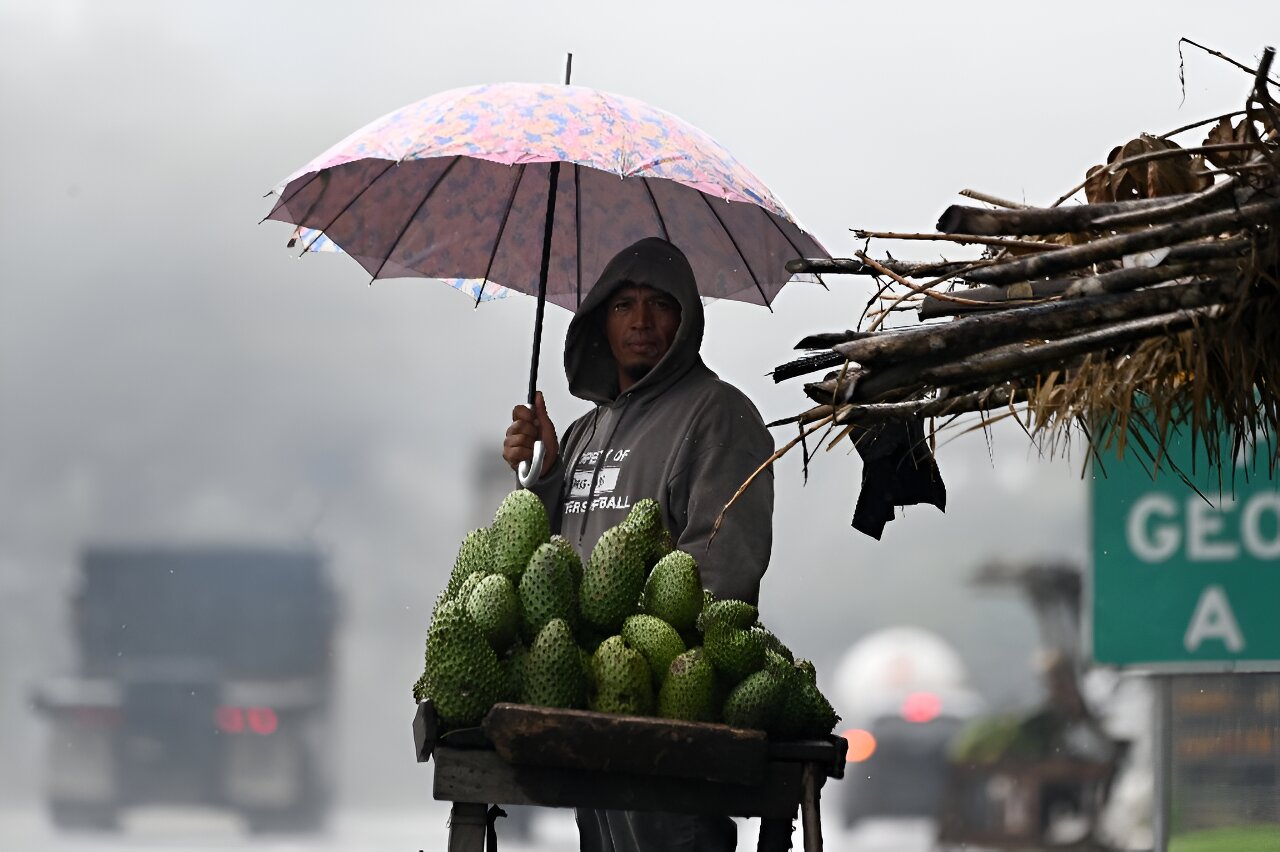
(516, 440, 546, 489)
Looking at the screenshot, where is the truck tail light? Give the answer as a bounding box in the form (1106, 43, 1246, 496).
(901, 691, 942, 723)
(246, 707, 278, 735)
(215, 706, 277, 735)
(842, 728, 877, 762)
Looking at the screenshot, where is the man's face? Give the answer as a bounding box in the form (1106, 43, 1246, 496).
(604, 283, 681, 388)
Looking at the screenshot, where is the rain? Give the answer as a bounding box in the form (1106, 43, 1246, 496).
(0, 2, 1272, 849)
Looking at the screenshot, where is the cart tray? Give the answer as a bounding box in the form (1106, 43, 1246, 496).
(481, 702, 769, 785)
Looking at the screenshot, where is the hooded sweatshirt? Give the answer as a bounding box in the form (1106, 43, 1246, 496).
(529, 237, 774, 604)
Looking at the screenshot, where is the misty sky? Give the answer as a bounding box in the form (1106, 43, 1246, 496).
(0, 0, 1268, 811)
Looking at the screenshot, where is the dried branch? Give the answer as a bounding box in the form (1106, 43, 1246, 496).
(918, 237, 1251, 318)
(964, 195, 1280, 285)
(786, 257, 981, 278)
(1180, 38, 1280, 87)
(958, 189, 1028, 209)
(711, 414, 833, 542)
(831, 387, 1025, 425)
(938, 183, 1249, 235)
(830, 275, 1242, 368)
(849, 230, 1062, 252)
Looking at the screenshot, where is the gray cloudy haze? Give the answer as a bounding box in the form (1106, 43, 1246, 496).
(0, 0, 1266, 827)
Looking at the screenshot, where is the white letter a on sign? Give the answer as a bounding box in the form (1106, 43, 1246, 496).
(1183, 585, 1245, 653)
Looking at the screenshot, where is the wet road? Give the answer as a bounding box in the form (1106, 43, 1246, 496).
(0, 806, 939, 851)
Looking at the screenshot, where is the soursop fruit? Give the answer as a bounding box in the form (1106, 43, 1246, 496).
(446, 528, 492, 600)
(519, 541, 577, 640)
(704, 623, 768, 685)
(412, 670, 431, 704)
(454, 571, 488, 611)
(490, 490, 550, 580)
(522, 618, 586, 709)
(548, 535, 583, 592)
(722, 651, 790, 730)
(589, 635, 654, 716)
(579, 525, 646, 634)
(759, 629, 795, 664)
(698, 598, 758, 633)
(621, 498, 673, 569)
(465, 573, 519, 652)
(657, 648, 719, 722)
(641, 551, 703, 634)
(771, 661, 840, 740)
(422, 600, 506, 728)
(621, 614, 685, 684)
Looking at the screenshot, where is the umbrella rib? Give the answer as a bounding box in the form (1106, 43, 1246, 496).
(640, 178, 670, 241)
(757, 203, 825, 290)
(259, 169, 325, 225)
(696, 192, 772, 312)
(369, 156, 462, 283)
(298, 160, 399, 257)
(477, 163, 529, 307)
(574, 164, 583, 309)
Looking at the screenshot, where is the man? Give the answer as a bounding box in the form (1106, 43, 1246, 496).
(502, 236, 774, 850)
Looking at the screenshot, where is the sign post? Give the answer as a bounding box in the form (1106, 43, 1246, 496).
(1090, 431, 1280, 670)
(1090, 426, 1278, 851)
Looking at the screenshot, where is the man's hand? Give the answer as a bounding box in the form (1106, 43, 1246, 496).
(503, 391, 558, 478)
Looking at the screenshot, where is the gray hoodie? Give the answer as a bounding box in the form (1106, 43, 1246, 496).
(530, 237, 774, 604)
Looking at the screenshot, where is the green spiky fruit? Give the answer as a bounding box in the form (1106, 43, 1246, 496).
(589, 635, 653, 715)
(759, 630, 795, 664)
(657, 648, 719, 722)
(490, 490, 551, 580)
(722, 668, 786, 730)
(794, 658, 818, 683)
(698, 598, 758, 632)
(465, 573, 519, 652)
(621, 498, 673, 570)
(454, 571, 487, 610)
(446, 528, 492, 599)
(641, 551, 703, 634)
(519, 542, 577, 640)
(522, 618, 586, 709)
(704, 623, 768, 685)
(412, 670, 431, 703)
(423, 600, 506, 728)
(771, 663, 840, 740)
(579, 525, 646, 634)
(621, 614, 686, 684)
(548, 534, 583, 590)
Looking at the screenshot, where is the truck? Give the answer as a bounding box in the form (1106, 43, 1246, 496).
(32, 546, 339, 833)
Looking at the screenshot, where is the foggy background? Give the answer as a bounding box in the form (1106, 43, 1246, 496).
(0, 0, 1265, 840)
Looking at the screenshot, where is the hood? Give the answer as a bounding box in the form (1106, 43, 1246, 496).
(565, 237, 705, 404)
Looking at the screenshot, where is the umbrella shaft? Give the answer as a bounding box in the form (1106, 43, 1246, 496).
(528, 160, 561, 406)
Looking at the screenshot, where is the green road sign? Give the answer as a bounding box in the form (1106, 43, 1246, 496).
(1090, 428, 1280, 671)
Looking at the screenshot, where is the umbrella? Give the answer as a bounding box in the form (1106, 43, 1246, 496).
(263, 73, 829, 484)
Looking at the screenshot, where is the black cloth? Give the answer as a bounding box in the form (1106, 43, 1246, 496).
(850, 417, 946, 539)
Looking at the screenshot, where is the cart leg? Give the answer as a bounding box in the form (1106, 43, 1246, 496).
(447, 801, 489, 852)
(800, 764, 823, 852)
(758, 815, 795, 851)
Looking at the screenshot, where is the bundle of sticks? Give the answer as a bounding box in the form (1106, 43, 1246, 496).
(773, 45, 1280, 477)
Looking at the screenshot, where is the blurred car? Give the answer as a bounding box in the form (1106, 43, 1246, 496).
(832, 626, 984, 828)
(32, 546, 339, 833)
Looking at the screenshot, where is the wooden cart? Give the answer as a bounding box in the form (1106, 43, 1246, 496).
(937, 757, 1121, 850)
(413, 700, 847, 851)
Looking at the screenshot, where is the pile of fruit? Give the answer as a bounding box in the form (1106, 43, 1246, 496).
(412, 490, 839, 740)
